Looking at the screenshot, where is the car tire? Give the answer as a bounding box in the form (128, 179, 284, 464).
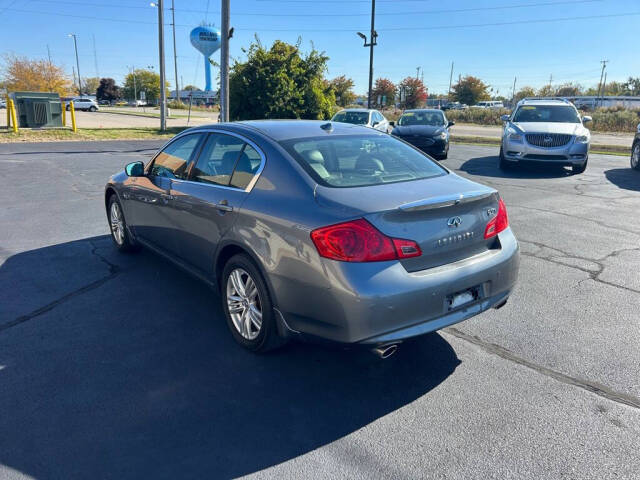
(572, 157, 588, 174)
(498, 146, 513, 170)
(89, 106, 97, 112)
(107, 194, 139, 253)
(631, 142, 640, 171)
(221, 254, 286, 353)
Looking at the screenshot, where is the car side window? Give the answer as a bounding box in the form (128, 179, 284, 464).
(150, 133, 204, 179)
(190, 133, 245, 186)
(230, 144, 262, 190)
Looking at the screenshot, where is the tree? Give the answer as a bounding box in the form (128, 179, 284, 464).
(122, 68, 168, 104)
(537, 84, 555, 97)
(451, 75, 490, 106)
(229, 39, 335, 121)
(1, 54, 72, 96)
(183, 85, 201, 91)
(513, 86, 535, 102)
(371, 78, 396, 107)
(83, 77, 100, 96)
(398, 77, 427, 109)
(623, 77, 640, 95)
(554, 83, 583, 97)
(328, 75, 355, 106)
(96, 78, 121, 101)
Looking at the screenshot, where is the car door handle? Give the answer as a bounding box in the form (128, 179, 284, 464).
(215, 201, 233, 212)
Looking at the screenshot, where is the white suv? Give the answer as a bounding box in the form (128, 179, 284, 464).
(67, 98, 99, 112)
(499, 98, 592, 174)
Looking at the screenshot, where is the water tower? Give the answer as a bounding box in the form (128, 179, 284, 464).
(190, 25, 222, 92)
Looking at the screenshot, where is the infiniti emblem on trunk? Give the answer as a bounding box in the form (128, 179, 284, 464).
(447, 216, 462, 227)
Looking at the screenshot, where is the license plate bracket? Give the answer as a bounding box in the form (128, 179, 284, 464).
(445, 286, 481, 311)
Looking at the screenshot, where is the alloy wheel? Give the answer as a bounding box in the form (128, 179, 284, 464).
(226, 268, 263, 340)
(110, 201, 125, 245)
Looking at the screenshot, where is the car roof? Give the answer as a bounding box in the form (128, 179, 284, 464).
(404, 109, 444, 113)
(334, 108, 373, 113)
(518, 98, 573, 107)
(187, 120, 381, 141)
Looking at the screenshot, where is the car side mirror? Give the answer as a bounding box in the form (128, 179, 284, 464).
(372, 120, 379, 127)
(500, 114, 510, 122)
(389, 121, 395, 127)
(125, 161, 145, 177)
(447, 121, 455, 128)
(582, 116, 592, 124)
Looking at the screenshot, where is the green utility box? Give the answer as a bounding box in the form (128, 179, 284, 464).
(10, 92, 63, 128)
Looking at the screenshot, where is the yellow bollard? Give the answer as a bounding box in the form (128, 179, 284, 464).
(8, 99, 18, 133)
(69, 101, 77, 133)
(62, 102, 66, 127)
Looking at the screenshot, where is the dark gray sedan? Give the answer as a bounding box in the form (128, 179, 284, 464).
(105, 121, 519, 356)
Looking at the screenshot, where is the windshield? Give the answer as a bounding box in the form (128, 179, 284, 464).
(331, 111, 370, 125)
(513, 105, 581, 123)
(280, 134, 446, 188)
(397, 111, 445, 127)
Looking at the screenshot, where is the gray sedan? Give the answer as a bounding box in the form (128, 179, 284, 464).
(105, 121, 519, 356)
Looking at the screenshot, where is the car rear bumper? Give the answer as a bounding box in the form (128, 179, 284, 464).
(274, 227, 519, 344)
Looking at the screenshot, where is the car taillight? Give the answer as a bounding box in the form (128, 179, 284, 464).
(310, 219, 422, 262)
(484, 198, 509, 239)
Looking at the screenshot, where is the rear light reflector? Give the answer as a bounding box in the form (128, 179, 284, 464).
(484, 198, 509, 239)
(310, 219, 422, 262)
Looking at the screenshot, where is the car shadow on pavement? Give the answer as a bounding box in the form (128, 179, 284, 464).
(459, 155, 573, 179)
(0, 236, 461, 479)
(604, 168, 640, 192)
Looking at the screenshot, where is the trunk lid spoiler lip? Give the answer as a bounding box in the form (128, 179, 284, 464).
(398, 189, 497, 212)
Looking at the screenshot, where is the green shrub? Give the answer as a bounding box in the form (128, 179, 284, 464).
(445, 108, 511, 126)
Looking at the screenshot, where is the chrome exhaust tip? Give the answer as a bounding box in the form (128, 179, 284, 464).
(372, 343, 399, 359)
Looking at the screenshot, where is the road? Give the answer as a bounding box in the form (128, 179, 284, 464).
(1, 141, 639, 479)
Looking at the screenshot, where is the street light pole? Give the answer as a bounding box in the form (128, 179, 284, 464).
(357, 0, 377, 109)
(220, 0, 230, 122)
(68, 34, 82, 95)
(171, 0, 180, 103)
(155, 0, 167, 131)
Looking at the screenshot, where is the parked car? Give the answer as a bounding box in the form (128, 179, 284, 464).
(67, 98, 99, 112)
(115, 100, 128, 106)
(442, 102, 467, 111)
(331, 108, 391, 133)
(499, 98, 591, 174)
(631, 123, 640, 171)
(104, 121, 519, 356)
(390, 109, 454, 160)
(98, 100, 111, 106)
(473, 101, 504, 109)
(0, 99, 6, 109)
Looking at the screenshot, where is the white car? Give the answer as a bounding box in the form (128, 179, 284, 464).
(331, 108, 391, 133)
(67, 98, 99, 112)
(472, 101, 505, 109)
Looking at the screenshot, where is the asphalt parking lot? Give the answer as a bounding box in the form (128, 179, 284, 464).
(1, 141, 639, 479)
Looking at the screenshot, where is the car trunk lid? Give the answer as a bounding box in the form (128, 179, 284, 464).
(314, 173, 500, 272)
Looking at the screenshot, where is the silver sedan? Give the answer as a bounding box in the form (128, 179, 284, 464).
(105, 121, 519, 356)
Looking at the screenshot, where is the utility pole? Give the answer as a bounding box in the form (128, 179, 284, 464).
(92, 34, 99, 78)
(512, 76, 517, 104)
(356, 0, 377, 109)
(448, 62, 454, 99)
(68, 34, 82, 95)
(220, 0, 230, 122)
(601, 72, 608, 107)
(156, 0, 167, 131)
(46, 45, 53, 90)
(597, 59, 608, 107)
(416, 66, 420, 80)
(128, 66, 138, 105)
(171, 0, 180, 102)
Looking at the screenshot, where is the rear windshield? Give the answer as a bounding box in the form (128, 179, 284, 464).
(280, 134, 447, 188)
(513, 105, 581, 123)
(331, 111, 370, 125)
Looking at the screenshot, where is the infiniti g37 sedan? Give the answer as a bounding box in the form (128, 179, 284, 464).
(105, 121, 519, 354)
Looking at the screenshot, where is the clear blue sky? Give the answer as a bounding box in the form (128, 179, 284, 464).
(1, 0, 638, 95)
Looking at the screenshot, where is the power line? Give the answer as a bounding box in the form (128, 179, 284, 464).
(23, 0, 604, 18)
